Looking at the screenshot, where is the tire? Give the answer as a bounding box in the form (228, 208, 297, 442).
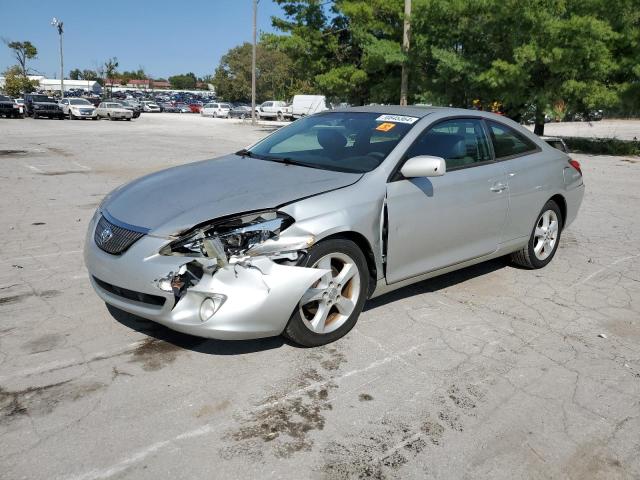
(511, 199, 563, 269)
(283, 238, 369, 347)
(126, 118, 131, 121)
(69, 111, 74, 120)
(108, 114, 114, 121)
(277, 112, 284, 121)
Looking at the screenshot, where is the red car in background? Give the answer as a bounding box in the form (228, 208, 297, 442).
(188, 102, 202, 113)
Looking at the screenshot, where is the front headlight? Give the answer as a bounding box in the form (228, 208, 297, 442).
(160, 211, 294, 259)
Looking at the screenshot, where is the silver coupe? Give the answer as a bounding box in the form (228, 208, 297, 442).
(84, 106, 584, 346)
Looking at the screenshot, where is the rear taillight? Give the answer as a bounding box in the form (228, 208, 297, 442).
(568, 159, 582, 176)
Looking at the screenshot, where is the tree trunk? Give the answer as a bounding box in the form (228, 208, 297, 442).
(534, 106, 545, 136)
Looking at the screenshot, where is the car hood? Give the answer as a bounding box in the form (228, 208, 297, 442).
(103, 154, 362, 236)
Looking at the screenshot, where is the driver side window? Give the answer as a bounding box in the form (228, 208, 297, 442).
(406, 118, 492, 170)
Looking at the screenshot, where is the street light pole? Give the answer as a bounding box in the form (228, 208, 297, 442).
(251, 0, 258, 125)
(400, 0, 411, 106)
(51, 17, 64, 98)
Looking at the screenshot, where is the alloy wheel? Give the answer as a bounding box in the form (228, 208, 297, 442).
(299, 252, 361, 334)
(533, 209, 559, 261)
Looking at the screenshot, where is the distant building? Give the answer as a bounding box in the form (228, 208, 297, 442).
(0, 75, 102, 94)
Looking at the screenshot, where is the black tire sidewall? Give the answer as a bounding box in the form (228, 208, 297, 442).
(526, 200, 563, 269)
(284, 238, 369, 347)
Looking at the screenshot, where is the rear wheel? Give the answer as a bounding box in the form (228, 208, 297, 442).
(277, 111, 284, 121)
(283, 239, 369, 347)
(108, 114, 114, 121)
(511, 200, 563, 269)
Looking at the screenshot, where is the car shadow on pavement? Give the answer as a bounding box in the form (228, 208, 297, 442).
(364, 257, 509, 311)
(106, 304, 287, 355)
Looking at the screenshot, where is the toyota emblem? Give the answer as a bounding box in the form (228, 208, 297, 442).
(100, 227, 113, 243)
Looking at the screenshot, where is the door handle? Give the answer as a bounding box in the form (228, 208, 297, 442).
(490, 183, 508, 192)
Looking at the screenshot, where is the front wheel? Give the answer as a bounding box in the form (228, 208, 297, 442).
(283, 239, 369, 347)
(511, 200, 563, 269)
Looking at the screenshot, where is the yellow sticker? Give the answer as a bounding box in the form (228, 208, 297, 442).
(375, 122, 396, 132)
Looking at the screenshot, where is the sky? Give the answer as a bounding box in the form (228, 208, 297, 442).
(0, 0, 286, 79)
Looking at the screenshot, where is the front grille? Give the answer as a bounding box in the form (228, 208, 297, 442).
(94, 215, 144, 255)
(93, 276, 166, 306)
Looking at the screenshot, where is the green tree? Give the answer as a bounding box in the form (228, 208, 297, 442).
(5, 40, 37, 78)
(213, 42, 293, 102)
(4, 40, 38, 96)
(168, 72, 197, 89)
(409, 0, 629, 133)
(69, 68, 82, 80)
(1, 65, 38, 97)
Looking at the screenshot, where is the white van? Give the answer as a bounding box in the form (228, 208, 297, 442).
(290, 95, 328, 118)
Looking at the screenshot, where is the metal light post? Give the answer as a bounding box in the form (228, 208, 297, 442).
(51, 17, 64, 98)
(251, 0, 258, 125)
(400, 0, 411, 106)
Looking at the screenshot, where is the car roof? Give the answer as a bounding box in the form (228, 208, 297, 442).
(334, 105, 516, 120)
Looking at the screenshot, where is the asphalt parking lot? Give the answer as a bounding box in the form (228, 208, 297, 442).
(1, 113, 639, 480)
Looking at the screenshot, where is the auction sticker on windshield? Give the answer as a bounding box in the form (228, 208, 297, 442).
(375, 122, 396, 132)
(375, 114, 419, 124)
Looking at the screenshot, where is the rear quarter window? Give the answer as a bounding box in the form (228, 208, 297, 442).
(487, 120, 538, 158)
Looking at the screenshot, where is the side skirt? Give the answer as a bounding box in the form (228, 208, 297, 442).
(370, 236, 528, 299)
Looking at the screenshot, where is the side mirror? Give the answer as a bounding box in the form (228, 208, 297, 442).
(400, 155, 446, 178)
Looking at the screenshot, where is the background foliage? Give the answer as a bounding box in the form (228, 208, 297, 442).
(213, 0, 639, 132)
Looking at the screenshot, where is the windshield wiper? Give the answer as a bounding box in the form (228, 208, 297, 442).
(262, 156, 327, 170)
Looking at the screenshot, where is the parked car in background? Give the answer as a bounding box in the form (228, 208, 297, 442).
(118, 100, 142, 118)
(256, 101, 291, 121)
(541, 136, 569, 153)
(86, 97, 102, 107)
(14, 98, 25, 116)
(201, 102, 231, 118)
(95, 102, 134, 121)
(0, 95, 23, 118)
(290, 95, 328, 119)
(189, 103, 203, 113)
(229, 104, 252, 119)
(142, 101, 161, 113)
(24, 94, 65, 119)
(59, 97, 97, 120)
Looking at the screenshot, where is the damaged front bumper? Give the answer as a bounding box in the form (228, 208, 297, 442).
(84, 214, 326, 340)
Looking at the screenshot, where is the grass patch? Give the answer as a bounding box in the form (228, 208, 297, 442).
(561, 136, 640, 156)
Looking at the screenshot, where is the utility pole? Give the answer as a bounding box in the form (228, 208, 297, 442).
(251, 0, 258, 125)
(51, 17, 64, 98)
(400, 0, 411, 106)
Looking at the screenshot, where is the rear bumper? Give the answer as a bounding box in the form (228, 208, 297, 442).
(564, 183, 585, 229)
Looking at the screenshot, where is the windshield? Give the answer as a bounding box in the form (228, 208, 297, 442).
(30, 95, 51, 102)
(248, 112, 417, 173)
(69, 99, 91, 105)
(0, 95, 10, 101)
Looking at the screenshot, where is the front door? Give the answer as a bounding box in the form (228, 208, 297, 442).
(385, 118, 509, 284)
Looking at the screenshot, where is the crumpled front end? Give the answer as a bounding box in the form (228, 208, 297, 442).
(84, 210, 327, 340)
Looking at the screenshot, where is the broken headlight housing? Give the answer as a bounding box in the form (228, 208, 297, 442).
(160, 211, 294, 259)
